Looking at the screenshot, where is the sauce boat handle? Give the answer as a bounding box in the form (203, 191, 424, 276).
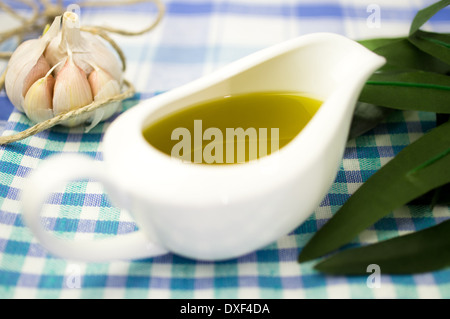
(21, 153, 168, 262)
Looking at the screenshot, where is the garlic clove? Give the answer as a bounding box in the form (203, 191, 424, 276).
(84, 67, 122, 132)
(52, 55, 93, 115)
(52, 50, 94, 127)
(23, 75, 55, 123)
(5, 16, 61, 112)
(88, 66, 120, 98)
(22, 55, 51, 97)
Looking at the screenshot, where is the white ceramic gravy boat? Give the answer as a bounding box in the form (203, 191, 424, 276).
(21, 33, 385, 262)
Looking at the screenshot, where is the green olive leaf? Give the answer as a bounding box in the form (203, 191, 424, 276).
(298, 1, 450, 273)
(410, 115, 450, 208)
(314, 218, 450, 275)
(358, 70, 450, 113)
(408, 30, 450, 65)
(352, 34, 450, 139)
(410, 183, 450, 207)
(409, 0, 450, 35)
(358, 37, 405, 51)
(298, 120, 450, 263)
(374, 38, 450, 73)
(316, 142, 450, 275)
(359, 37, 450, 73)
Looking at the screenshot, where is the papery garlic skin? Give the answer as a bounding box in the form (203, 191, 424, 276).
(4, 11, 123, 128)
(45, 12, 123, 84)
(22, 55, 51, 98)
(5, 16, 61, 112)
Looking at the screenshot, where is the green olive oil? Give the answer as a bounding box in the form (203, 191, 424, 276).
(142, 92, 322, 164)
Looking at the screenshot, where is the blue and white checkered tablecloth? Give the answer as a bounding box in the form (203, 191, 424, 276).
(0, 0, 449, 299)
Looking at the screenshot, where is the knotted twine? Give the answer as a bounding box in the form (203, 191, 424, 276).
(0, 0, 165, 145)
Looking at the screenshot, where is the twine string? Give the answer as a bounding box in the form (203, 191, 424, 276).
(0, 79, 135, 145)
(0, 0, 165, 145)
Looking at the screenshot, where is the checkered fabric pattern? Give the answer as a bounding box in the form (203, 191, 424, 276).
(0, 0, 449, 299)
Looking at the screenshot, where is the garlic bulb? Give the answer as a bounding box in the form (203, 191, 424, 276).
(5, 11, 123, 128)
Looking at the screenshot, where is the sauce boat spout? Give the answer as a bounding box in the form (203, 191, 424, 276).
(306, 33, 387, 137)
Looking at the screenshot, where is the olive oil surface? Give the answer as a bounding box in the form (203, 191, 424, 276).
(142, 92, 321, 164)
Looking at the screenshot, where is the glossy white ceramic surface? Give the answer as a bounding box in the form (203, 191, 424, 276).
(21, 33, 385, 261)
